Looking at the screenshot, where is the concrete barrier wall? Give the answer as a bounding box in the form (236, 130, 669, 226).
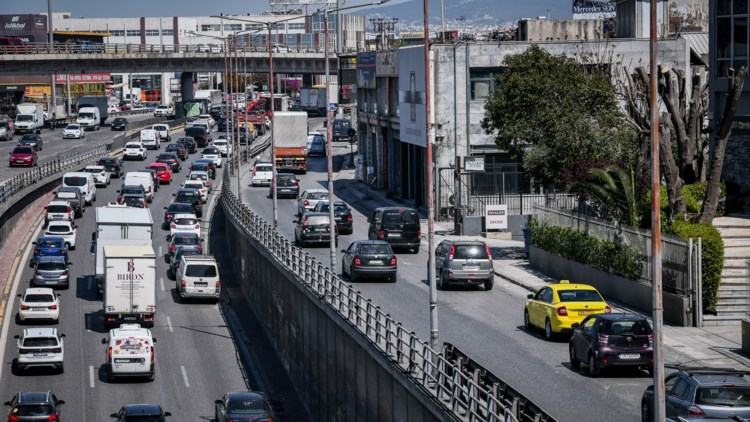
(222, 204, 449, 422)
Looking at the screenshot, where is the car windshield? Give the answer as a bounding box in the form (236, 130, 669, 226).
(123, 197, 144, 207)
(84, 168, 103, 174)
(226, 398, 266, 414)
(12, 147, 33, 154)
(158, 154, 174, 160)
(24, 293, 55, 303)
(278, 176, 296, 186)
(256, 165, 272, 172)
(66, 125, 81, 130)
(0, 121, 7, 128)
(16, 115, 33, 122)
(47, 205, 69, 213)
(174, 217, 197, 225)
(189, 174, 208, 181)
(604, 320, 653, 335)
(557, 289, 604, 302)
(695, 385, 750, 407)
(185, 264, 217, 277)
(305, 216, 329, 226)
(453, 245, 489, 259)
(56, 192, 78, 199)
(37, 261, 66, 271)
(79, 113, 94, 119)
(63, 176, 87, 186)
(360, 244, 392, 255)
(14, 405, 54, 416)
(174, 236, 200, 246)
(169, 204, 193, 213)
(37, 239, 63, 248)
(184, 183, 203, 190)
(122, 187, 144, 195)
(126, 143, 142, 149)
(192, 164, 208, 171)
(119, 416, 164, 422)
(22, 337, 58, 347)
(307, 192, 328, 200)
(214, 141, 226, 146)
(177, 192, 199, 202)
(115, 118, 126, 123)
(46, 225, 71, 233)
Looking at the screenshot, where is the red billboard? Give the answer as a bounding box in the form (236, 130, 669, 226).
(55, 74, 112, 83)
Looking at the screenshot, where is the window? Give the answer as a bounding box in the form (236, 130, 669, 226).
(581, 318, 596, 331)
(185, 264, 217, 277)
(271, 22, 286, 30)
(470, 68, 503, 100)
(245, 23, 263, 31)
(557, 290, 604, 302)
(126, 30, 141, 37)
(201, 24, 221, 32)
(145, 29, 160, 36)
(288, 23, 305, 30)
(718, 0, 731, 15)
(671, 379, 691, 400)
(224, 24, 242, 31)
(162, 29, 174, 36)
(109, 30, 124, 37)
(734, 17, 748, 59)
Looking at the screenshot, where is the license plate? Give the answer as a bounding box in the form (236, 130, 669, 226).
(388, 233, 401, 238)
(370, 260, 384, 265)
(114, 358, 133, 363)
(578, 310, 595, 316)
(32, 307, 46, 311)
(15, 160, 24, 163)
(619, 353, 641, 360)
(463, 265, 480, 270)
(194, 282, 208, 287)
(123, 316, 137, 321)
(33, 352, 47, 356)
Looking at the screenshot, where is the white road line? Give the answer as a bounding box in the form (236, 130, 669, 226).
(166, 315, 174, 333)
(158, 245, 163, 256)
(180, 365, 190, 387)
(160, 277, 165, 292)
(89, 365, 95, 388)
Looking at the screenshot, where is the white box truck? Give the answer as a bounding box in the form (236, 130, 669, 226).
(76, 107, 101, 131)
(274, 111, 309, 174)
(15, 103, 44, 134)
(94, 206, 153, 294)
(103, 244, 156, 328)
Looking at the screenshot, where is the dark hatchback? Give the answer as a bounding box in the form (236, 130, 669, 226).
(173, 189, 203, 217)
(569, 313, 653, 377)
(217, 117, 228, 132)
(367, 207, 422, 253)
(215, 391, 274, 422)
(270, 173, 299, 198)
(110, 117, 128, 131)
(118, 185, 146, 203)
(111, 404, 171, 422)
(18, 134, 43, 151)
(97, 157, 125, 178)
(294, 212, 337, 248)
(177, 137, 198, 154)
(4, 391, 65, 422)
(164, 143, 188, 160)
(163, 202, 194, 229)
(156, 152, 181, 173)
(193, 159, 217, 179)
(341, 240, 397, 282)
(313, 200, 353, 234)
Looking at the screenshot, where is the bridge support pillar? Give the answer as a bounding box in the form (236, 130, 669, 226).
(181, 72, 194, 102)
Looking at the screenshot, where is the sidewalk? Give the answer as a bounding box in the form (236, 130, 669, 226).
(332, 162, 750, 371)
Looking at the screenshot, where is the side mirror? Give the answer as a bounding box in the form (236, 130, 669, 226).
(153, 338, 157, 343)
(214, 400, 222, 405)
(293, 220, 298, 224)
(164, 412, 171, 416)
(341, 249, 347, 253)
(101, 338, 107, 344)
(166, 235, 171, 242)
(91, 232, 96, 242)
(571, 323, 580, 329)
(60, 334, 66, 338)
(527, 294, 533, 299)
(13, 335, 19, 339)
(164, 207, 168, 210)
(57, 400, 65, 405)
(32, 241, 37, 245)
(109, 413, 117, 418)
(16, 294, 22, 298)
(4, 401, 11, 406)
(67, 262, 73, 266)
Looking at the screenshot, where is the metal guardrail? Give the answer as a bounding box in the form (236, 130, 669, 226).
(220, 158, 557, 422)
(0, 42, 330, 55)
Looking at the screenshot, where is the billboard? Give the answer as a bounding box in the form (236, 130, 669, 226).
(55, 74, 112, 83)
(572, 1, 616, 19)
(376, 50, 398, 77)
(397, 46, 426, 148)
(0, 14, 47, 43)
(356, 52, 376, 89)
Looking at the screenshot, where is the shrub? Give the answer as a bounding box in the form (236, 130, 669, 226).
(665, 221, 724, 313)
(529, 219, 644, 280)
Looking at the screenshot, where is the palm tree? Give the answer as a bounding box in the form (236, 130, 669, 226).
(569, 165, 643, 228)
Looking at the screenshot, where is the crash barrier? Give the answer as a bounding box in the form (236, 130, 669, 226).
(219, 164, 556, 421)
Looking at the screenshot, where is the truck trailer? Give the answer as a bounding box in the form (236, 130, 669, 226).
(103, 244, 156, 328)
(274, 111, 309, 174)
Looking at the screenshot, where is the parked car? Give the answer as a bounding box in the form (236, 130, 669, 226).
(111, 117, 129, 131)
(163, 203, 195, 230)
(294, 212, 337, 248)
(111, 404, 171, 421)
(9, 145, 37, 167)
(43, 220, 77, 250)
(434, 240, 494, 291)
(14, 327, 65, 373)
(177, 137, 198, 154)
(341, 240, 397, 282)
(17, 134, 43, 150)
(97, 157, 125, 178)
(165, 143, 188, 160)
(32, 256, 70, 288)
(168, 232, 202, 256)
(173, 188, 203, 217)
(3, 391, 65, 422)
(123, 142, 147, 161)
(250, 161, 273, 187)
(313, 200, 353, 235)
(62, 124, 85, 139)
(156, 152, 181, 173)
(642, 367, 750, 420)
(53, 187, 85, 218)
(84, 165, 111, 187)
(17, 288, 60, 323)
(296, 189, 329, 216)
(214, 391, 274, 422)
(569, 313, 653, 377)
(524, 280, 611, 340)
(367, 207, 421, 253)
(148, 162, 173, 184)
(270, 173, 299, 198)
(31, 236, 68, 267)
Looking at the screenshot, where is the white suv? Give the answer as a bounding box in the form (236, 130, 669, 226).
(250, 162, 273, 187)
(102, 324, 156, 382)
(124, 142, 147, 160)
(43, 220, 77, 250)
(175, 255, 220, 303)
(17, 288, 60, 323)
(15, 327, 65, 373)
(152, 124, 170, 142)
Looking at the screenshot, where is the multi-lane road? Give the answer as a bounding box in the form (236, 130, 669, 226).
(0, 124, 308, 421)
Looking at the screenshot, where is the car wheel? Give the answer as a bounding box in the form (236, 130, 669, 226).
(646, 366, 654, 377)
(484, 278, 494, 291)
(350, 271, 358, 283)
(58, 364, 64, 374)
(641, 400, 650, 422)
(544, 319, 554, 340)
(437, 271, 447, 290)
(569, 344, 580, 369)
(69, 244, 75, 251)
(413, 246, 420, 254)
(523, 309, 532, 330)
(588, 354, 600, 377)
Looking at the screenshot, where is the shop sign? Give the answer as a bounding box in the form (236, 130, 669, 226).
(55, 73, 112, 83)
(25, 86, 51, 97)
(0, 85, 25, 92)
(485, 204, 508, 231)
(463, 156, 485, 172)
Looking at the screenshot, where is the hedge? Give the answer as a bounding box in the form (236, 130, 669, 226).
(665, 221, 724, 313)
(528, 219, 644, 280)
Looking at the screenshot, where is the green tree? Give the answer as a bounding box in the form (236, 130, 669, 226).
(569, 165, 644, 228)
(481, 45, 634, 186)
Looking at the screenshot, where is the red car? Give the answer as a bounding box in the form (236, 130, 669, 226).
(148, 162, 173, 184)
(9, 145, 37, 167)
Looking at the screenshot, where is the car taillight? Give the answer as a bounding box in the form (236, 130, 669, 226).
(20, 305, 29, 310)
(147, 186, 151, 193)
(198, 245, 203, 252)
(181, 279, 186, 288)
(9, 414, 19, 421)
(150, 346, 155, 363)
(687, 406, 705, 417)
(390, 257, 397, 266)
(50, 347, 62, 353)
(166, 214, 173, 219)
(304, 200, 309, 206)
(379, 230, 385, 239)
(353, 257, 362, 267)
(197, 200, 202, 205)
(556, 306, 567, 316)
(59, 250, 66, 255)
(598, 333, 609, 346)
(46, 414, 58, 421)
(347, 215, 352, 221)
(293, 180, 299, 186)
(418, 229, 422, 237)
(170, 245, 175, 252)
(49, 305, 57, 310)
(195, 225, 200, 229)
(139, 148, 144, 152)
(648, 334, 653, 347)
(34, 271, 41, 276)
(34, 249, 41, 255)
(61, 271, 68, 276)
(448, 244, 455, 260)
(171, 224, 177, 229)
(485, 244, 492, 260)
(118, 196, 123, 202)
(253, 167, 257, 175)
(604, 305, 612, 313)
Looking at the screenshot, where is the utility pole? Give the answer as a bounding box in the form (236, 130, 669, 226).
(324, 9, 337, 270)
(47, 0, 56, 126)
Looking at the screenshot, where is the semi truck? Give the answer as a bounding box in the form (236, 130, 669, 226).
(194, 89, 223, 111)
(94, 206, 154, 295)
(274, 111, 308, 174)
(15, 103, 44, 134)
(76, 96, 108, 125)
(299, 84, 337, 116)
(102, 244, 156, 328)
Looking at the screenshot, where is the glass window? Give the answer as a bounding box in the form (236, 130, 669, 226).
(288, 23, 305, 30)
(736, 0, 749, 14)
(245, 23, 263, 31)
(224, 24, 242, 31)
(557, 289, 604, 302)
(453, 245, 489, 259)
(126, 30, 141, 37)
(581, 317, 596, 330)
(671, 379, 691, 400)
(110, 30, 124, 37)
(201, 24, 221, 32)
(162, 29, 174, 36)
(185, 264, 217, 277)
(735, 17, 748, 58)
(145, 30, 160, 36)
(696, 386, 750, 406)
(718, 18, 731, 59)
(271, 23, 286, 30)
(470, 68, 503, 100)
(718, 0, 732, 15)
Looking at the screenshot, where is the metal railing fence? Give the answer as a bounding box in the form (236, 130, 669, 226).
(0, 42, 330, 56)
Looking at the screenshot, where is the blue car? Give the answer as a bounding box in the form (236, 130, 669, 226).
(31, 236, 68, 266)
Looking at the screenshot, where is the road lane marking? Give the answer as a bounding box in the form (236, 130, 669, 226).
(166, 315, 174, 333)
(158, 245, 163, 256)
(180, 365, 190, 387)
(89, 365, 95, 388)
(160, 277, 165, 291)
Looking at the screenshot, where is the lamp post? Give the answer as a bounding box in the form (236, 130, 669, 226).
(47, 0, 57, 126)
(316, 0, 391, 270)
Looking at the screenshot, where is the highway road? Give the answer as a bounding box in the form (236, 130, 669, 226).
(0, 125, 307, 421)
(0, 113, 157, 182)
(238, 118, 652, 422)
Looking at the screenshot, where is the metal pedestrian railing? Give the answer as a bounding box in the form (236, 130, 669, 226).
(220, 162, 557, 422)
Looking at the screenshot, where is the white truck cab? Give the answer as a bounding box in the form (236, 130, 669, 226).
(76, 107, 101, 131)
(102, 323, 156, 381)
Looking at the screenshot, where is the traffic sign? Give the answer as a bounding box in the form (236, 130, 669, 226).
(329, 103, 337, 111)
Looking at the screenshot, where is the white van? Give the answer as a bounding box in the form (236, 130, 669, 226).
(76, 107, 101, 131)
(139, 129, 160, 150)
(102, 323, 156, 381)
(152, 123, 170, 142)
(123, 172, 155, 203)
(62, 172, 97, 205)
(175, 255, 220, 303)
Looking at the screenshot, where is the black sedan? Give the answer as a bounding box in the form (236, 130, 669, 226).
(117, 184, 146, 203)
(164, 143, 188, 160)
(111, 404, 171, 422)
(341, 240, 397, 283)
(173, 188, 203, 217)
(177, 137, 198, 154)
(156, 152, 181, 173)
(313, 200, 353, 234)
(110, 117, 128, 131)
(215, 391, 274, 422)
(294, 212, 337, 248)
(97, 157, 124, 178)
(17, 134, 43, 151)
(163, 202, 194, 229)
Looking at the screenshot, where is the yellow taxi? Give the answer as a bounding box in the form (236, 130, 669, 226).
(523, 280, 611, 340)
